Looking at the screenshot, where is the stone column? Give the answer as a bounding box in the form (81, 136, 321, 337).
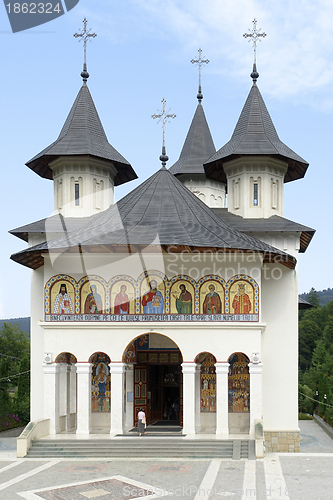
(249, 362, 263, 435)
(124, 364, 134, 431)
(70, 364, 77, 430)
(58, 363, 68, 430)
(195, 364, 201, 430)
(66, 364, 71, 431)
(43, 363, 60, 435)
(181, 363, 196, 435)
(110, 363, 125, 435)
(76, 362, 92, 435)
(215, 362, 229, 435)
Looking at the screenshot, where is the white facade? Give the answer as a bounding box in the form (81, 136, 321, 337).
(224, 156, 287, 218)
(28, 245, 300, 448)
(52, 156, 117, 218)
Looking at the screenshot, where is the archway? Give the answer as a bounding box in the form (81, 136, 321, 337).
(228, 352, 250, 434)
(89, 352, 111, 432)
(54, 352, 77, 432)
(123, 333, 183, 427)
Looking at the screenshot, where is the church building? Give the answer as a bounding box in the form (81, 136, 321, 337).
(10, 31, 315, 456)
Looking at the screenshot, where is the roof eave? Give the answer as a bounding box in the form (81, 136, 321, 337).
(204, 153, 308, 184)
(10, 243, 296, 271)
(26, 153, 138, 186)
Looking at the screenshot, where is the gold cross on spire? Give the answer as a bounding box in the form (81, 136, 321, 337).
(74, 18, 97, 82)
(191, 48, 209, 101)
(243, 19, 266, 66)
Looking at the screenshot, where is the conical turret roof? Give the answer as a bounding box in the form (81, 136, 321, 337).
(204, 82, 308, 183)
(26, 83, 137, 186)
(11, 166, 296, 270)
(169, 102, 216, 176)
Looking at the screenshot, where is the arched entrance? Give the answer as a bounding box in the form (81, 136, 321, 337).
(54, 352, 77, 432)
(228, 352, 250, 434)
(123, 333, 183, 427)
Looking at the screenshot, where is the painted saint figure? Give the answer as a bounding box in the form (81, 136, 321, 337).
(142, 280, 164, 314)
(84, 284, 103, 314)
(203, 284, 222, 314)
(232, 283, 252, 314)
(53, 284, 74, 314)
(114, 284, 130, 314)
(174, 284, 192, 314)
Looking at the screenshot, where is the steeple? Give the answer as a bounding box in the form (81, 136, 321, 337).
(169, 50, 226, 208)
(204, 21, 308, 218)
(26, 19, 137, 218)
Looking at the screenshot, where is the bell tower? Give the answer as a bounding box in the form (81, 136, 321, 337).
(26, 18, 137, 218)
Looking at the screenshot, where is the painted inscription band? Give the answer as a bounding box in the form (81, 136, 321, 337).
(45, 313, 259, 322)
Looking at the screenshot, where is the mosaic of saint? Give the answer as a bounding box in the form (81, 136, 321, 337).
(200, 281, 224, 314)
(140, 277, 165, 314)
(45, 273, 259, 321)
(196, 352, 216, 413)
(110, 281, 135, 315)
(228, 352, 250, 413)
(81, 282, 105, 314)
(91, 353, 111, 412)
(170, 281, 194, 314)
(229, 281, 254, 315)
(51, 281, 75, 314)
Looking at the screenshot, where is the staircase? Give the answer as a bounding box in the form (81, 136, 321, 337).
(26, 437, 255, 459)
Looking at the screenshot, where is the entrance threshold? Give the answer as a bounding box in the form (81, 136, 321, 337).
(126, 420, 183, 436)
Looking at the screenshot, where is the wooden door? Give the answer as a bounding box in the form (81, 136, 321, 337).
(134, 365, 147, 425)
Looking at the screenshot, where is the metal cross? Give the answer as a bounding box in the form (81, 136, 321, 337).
(191, 48, 209, 92)
(243, 19, 266, 65)
(74, 18, 97, 67)
(152, 98, 176, 149)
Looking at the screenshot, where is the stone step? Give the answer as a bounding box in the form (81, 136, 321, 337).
(26, 439, 254, 459)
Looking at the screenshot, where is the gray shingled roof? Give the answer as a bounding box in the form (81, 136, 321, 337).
(9, 213, 99, 242)
(169, 102, 216, 175)
(298, 297, 313, 310)
(26, 83, 138, 186)
(204, 83, 308, 183)
(11, 166, 296, 270)
(211, 209, 315, 253)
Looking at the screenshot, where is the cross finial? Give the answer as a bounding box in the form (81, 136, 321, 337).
(152, 98, 176, 168)
(191, 48, 209, 102)
(74, 18, 97, 83)
(243, 19, 266, 83)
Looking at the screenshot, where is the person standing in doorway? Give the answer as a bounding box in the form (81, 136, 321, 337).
(137, 408, 146, 436)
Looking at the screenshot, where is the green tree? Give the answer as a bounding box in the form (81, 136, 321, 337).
(0, 322, 29, 359)
(299, 319, 322, 372)
(15, 355, 30, 423)
(307, 287, 321, 308)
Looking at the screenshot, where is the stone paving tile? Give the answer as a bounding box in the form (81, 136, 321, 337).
(0, 461, 14, 471)
(299, 420, 333, 453)
(2, 459, 210, 500)
(0, 460, 48, 484)
(280, 456, 333, 500)
(206, 461, 245, 500)
(256, 461, 267, 500)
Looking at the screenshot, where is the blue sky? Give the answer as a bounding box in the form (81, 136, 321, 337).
(1, 0, 332, 318)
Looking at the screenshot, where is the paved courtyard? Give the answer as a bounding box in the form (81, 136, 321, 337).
(1, 420, 333, 500)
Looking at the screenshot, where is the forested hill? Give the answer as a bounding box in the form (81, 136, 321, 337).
(299, 288, 333, 307)
(0, 317, 30, 335)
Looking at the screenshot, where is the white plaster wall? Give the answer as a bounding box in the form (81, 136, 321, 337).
(41, 324, 263, 365)
(224, 157, 287, 218)
(181, 177, 226, 208)
(43, 252, 263, 294)
(30, 266, 45, 421)
(51, 156, 116, 218)
(259, 227, 299, 430)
